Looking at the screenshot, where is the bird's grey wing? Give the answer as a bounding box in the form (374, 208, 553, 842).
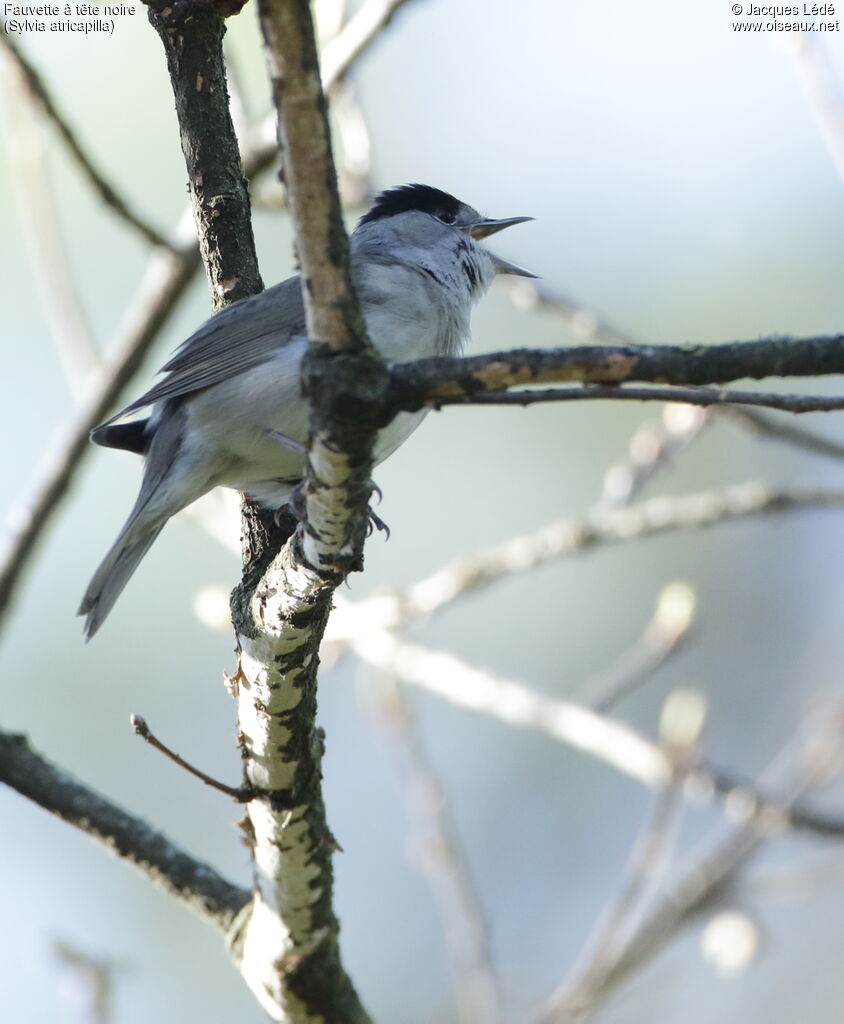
(103, 277, 306, 423)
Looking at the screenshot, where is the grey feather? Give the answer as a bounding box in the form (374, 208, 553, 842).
(78, 526, 166, 640)
(105, 278, 306, 422)
(90, 419, 150, 454)
(79, 407, 197, 638)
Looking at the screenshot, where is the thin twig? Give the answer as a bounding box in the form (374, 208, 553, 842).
(583, 583, 696, 711)
(320, 0, 422, 87)
(324, 482, 844, 643)
(598, 405, 711, 508)
(499, 278, 638, 347)
(366, 676, 502, 1024)
(540, 693, 707, 1022)
(52, 940, 117, 1024)
(719, 405, 844, 461)
(388, 482, 844, 623)
(347, 629, 844, 840)
(0, 729, 249, 929)
(1, 53, 99, 398)
(0, 239, 200, 630)
(543, 782, 686, 1023)
(538, 696, 844, 1021)
(430, 384, 844, 414)
(130, 715, 247, 801)
(786, 34, 844, 188)
(0, 33, 172, 250)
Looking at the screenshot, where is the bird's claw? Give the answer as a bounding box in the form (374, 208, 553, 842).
(367, 507, 390, 539)
(280, 484, 390, 539)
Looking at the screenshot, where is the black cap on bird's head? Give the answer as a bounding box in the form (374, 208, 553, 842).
(359, 184, 465, 226)
(359, 183, 537, 277)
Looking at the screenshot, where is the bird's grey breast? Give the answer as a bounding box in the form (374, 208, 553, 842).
(353, 256, 470, 361)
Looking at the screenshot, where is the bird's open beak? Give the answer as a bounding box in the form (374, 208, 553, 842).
(489, 253, 539, 278)
(468, 216, 538, 278)
(469, 216, 533, 239)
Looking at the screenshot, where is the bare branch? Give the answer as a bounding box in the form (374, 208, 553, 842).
(0, 242, 200, 632)
(220, 0, 380, 1019)
(541, 691, 706, 1020)
(366, 678, 502, 1024)
(0, 729, 249, 929)
(145, 0, 264, 306)
(499, 277, 639, 347)
(786, 34, 844, 188)
(388, 335, 844, 408)
(52, 940, 117, 1024)
(0, 33, 172, 251)
(538, 697, 844, 1021)
(372, 482, 844, 624)
(430, 383, 844, 414)
(351, 630, 673, 789)
(319, 0, 423, 89)
(1, 53, 99, 397)
(241, 0, 431, 183)
(347, 629, 844, 842)
(598, 405, 711, 508)
(583, 583, 697, 711)
(719, 405, 844, 461)
(546, 783, 686, 1022)
(259, 0, 362, 348)
(131, 714, 247, 801)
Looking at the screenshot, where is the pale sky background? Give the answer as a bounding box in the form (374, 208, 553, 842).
(2, 2, 844, 1022)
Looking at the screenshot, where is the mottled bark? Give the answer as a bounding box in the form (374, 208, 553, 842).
(0, 731, 248, 928)
(387, 335, 844, 408)
(222, 2, 376, 1020)
(144, 0, 264, 306)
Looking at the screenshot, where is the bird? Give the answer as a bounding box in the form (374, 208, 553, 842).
(78, 184, 535, 638)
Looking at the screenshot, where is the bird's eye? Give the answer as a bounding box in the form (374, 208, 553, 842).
(437, 209, 457, 225)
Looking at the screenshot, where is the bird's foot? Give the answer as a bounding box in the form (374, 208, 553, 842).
(367, 506, 390, 539)
(284, 482, 307, 525)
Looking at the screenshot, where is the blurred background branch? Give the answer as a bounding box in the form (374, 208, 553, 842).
(0, 729, 249, 927)
(0, 31, 172, 250)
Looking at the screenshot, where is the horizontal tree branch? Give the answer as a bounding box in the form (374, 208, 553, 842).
(431, 384, 844, 415)
(347, 629, 844, 838)
(325, 483, 844, 635)
(0, 729, 249, 929)
(388, 335, 844, 410)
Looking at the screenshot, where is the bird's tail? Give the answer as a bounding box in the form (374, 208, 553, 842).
(78, 519, 166, 640)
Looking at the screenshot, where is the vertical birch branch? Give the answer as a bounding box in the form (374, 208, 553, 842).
(226, 0, 382, 1019)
